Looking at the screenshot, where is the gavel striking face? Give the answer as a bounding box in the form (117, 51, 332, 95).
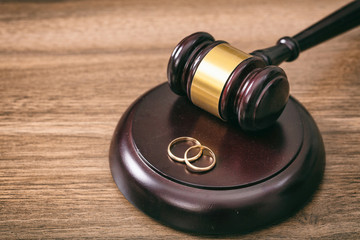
(167, 32, 289, 131)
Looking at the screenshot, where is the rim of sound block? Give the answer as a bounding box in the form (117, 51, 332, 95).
(109, 83, 325, 234)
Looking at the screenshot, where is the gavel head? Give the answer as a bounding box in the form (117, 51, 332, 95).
(167, 32, 289, 131)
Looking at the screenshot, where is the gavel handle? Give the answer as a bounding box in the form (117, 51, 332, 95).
(251, 1, 360, 66)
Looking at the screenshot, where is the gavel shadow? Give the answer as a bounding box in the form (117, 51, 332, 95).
(167, 94, 302, 188)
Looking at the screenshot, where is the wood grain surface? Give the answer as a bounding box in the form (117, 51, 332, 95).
(0, 0, 359, 239)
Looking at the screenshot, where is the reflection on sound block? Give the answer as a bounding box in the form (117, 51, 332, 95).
(109, 83, 325, 234)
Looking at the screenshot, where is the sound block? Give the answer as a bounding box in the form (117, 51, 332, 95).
(109, 83, 325, 234)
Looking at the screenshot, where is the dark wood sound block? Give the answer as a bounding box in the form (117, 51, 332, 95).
(109, 83, 325, 234)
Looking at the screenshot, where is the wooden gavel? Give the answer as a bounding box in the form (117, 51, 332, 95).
(167, 1, 360, 131)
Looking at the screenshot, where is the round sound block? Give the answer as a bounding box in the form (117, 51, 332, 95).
(109, 83, 325, 234)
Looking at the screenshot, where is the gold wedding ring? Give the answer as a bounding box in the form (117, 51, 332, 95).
(167, 137, 216, 173)
(184, 145, 216, 173)
(167, 137, 202, 162)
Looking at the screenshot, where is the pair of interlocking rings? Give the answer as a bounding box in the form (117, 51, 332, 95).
(167, 137, 216, 173)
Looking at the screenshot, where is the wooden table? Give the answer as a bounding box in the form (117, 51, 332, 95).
(0, 0, 359, 238)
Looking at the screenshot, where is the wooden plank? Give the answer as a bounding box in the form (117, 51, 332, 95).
(0, 0, 359, 238)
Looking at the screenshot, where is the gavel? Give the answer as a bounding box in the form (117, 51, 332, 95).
(167, 1, 360, 131)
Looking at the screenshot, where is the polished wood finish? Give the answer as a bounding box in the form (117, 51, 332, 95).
(293, 0, 360, 51)
(110, 83, 325, 234)
(252, 1, 360, 65)
(168, 33, 289, 131)
(0, 0, 359, 238)
(169, 1, 360, 131)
